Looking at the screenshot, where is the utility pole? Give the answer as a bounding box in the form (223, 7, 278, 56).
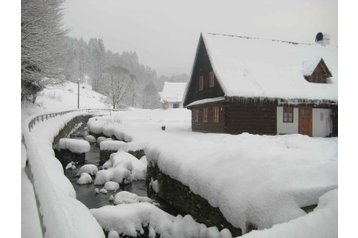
(78, 54, 82, 109)
(77, 77, 80, 109)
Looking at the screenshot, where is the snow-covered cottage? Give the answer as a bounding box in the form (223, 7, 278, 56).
(183, 33, 338, 137)
(159, 82, 187, 109)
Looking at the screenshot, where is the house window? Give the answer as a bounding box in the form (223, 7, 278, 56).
(283, 106, 293, 123)
(173, 103, 179, 108)
(203, 108, 208, 123)
(193, 109, 199, 123)
(213, 106, 220, 123)
(209, 72, 215, 88)
(199, 76, 204, 91)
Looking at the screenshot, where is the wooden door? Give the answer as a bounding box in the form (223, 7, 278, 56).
(299, 107, 312, 136)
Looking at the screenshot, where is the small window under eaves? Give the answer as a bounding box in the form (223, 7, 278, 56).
(303, 58, 332, 84)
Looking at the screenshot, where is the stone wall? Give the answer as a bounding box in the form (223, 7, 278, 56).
(54, 149, 86, 169)
(147, 164, 242, 236)
(52, 115, 92, 145)
(52, 114, 92, 169)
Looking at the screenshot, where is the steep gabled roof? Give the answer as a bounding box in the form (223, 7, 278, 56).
(185, 33, 338, 102)
(159, 82, 187, 103)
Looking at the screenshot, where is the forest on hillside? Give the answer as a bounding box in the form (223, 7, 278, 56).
(21, 0, 188, 109)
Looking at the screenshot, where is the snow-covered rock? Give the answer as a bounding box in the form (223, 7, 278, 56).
(100, 141, 126, 151)
(110, 151, 146, 181)
(102, 160, 112, 169)
(109, 195, 114, 202)
(58, 138, 90, 153)
(97, 136, 107, 145)
(85, 135, 96, 143)
(108, 230, 119, 238)
(150, 179, 159, 194)
(77, 173, 92, 185)
(111, 167, 132, 184)
(91, 203, 231, 238)
(65, 161, 76, 170)
(113, 191, 153, 205)
(77, 164, 98, 176)
(104, 181, 120, 191)
(94, 170, 113, 185)
(100, 188, 108, 194)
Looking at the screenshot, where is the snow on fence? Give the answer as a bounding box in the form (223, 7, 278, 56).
(23, 109, 116, 238)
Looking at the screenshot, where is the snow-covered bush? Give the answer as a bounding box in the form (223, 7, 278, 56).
(58, 138, 90, 153)
(77, 173, 92, 185)
(77, 164, 98, 176)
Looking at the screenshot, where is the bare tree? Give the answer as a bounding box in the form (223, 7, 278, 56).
(102, 66, 135, 109)
(21, 0, 67, 102)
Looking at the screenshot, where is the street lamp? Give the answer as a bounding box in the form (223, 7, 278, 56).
(77, 78, 80, 109)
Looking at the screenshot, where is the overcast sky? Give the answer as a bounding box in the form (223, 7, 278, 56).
(62, 0, 337, 77)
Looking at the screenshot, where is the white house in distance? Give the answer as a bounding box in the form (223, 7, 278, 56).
(159, 82, 187, 109)
(183, 32, 337, 137)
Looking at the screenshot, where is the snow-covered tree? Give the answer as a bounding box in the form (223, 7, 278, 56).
(102, 66, 135, 109)
(142, 81, 160, 109)
(21, 0, 67, 102)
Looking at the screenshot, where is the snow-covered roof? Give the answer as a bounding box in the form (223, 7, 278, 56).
(186, 97, 225, 107)
(199, 33, 338, 101)
(160, 82, 187, 103)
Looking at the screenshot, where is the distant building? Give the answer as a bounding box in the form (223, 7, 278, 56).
(183, 33, 338, 137)
(159, 82, 187, 109)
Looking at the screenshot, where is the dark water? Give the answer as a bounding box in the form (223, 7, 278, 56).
(64, 123, 180, 216)
(64, 145, 149, 209)
(64, 145, 179, 217)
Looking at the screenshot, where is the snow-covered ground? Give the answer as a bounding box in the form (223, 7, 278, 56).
(21, 81, 337, 237)
(35, 81, 109, 111)
(88, 108, 338, 237)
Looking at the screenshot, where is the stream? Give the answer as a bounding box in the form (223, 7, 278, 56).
(64, 122, 180, 215)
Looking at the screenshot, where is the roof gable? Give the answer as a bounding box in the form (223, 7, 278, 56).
(183, 35, 225, 106)
(303, 58, 332, 84)
(199, 33, 338, 102)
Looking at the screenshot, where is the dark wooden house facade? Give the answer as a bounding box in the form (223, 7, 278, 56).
(183, 33, 338, 136)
